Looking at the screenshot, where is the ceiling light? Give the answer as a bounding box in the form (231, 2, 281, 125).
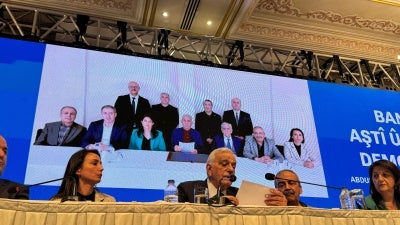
(206, 21, 212, 26)
(162, 12, 168, 17)
(397, 55, 400, 61)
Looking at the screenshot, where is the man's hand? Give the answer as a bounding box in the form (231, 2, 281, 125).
(264, 189, 287, 206)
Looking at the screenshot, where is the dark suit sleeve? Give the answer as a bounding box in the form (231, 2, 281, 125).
(177, 182, 191, 203)
(111, 124, 129, 150)
(81, 122, 95, 148)
(242, 112, 253, 136)
(0, 180, 29, 200)
(68, 125, 87, 147)
(34, 123, 50, 145)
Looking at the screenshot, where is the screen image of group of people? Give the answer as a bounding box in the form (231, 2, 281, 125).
(1, 132, 399, 209)
(33, 80, 320, 169)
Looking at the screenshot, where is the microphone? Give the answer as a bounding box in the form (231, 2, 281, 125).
(211, 175, 237, 205)
(229, 175, 237, 182)
(7, 186, 20, 194)
(265, 173, 343, 190)
(217, 175, 237, 196)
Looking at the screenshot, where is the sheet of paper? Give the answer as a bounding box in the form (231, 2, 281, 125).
(179, 142, 195, 152)
(236, 180, 272, 206)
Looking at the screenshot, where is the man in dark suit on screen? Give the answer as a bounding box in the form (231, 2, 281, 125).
(34, 106, 86, 147)
(0, 135, 29, 199)
(222, 97, 253, 140)
(114, 81, 151, 135)
(81, 105, 128, 150)
(151, 92, 179, 151)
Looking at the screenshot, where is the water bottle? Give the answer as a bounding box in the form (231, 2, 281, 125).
(339, 188, 353, 209)
(164, 179, 178, 202)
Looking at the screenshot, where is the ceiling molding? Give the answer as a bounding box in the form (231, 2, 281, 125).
(255, 0, 400, 36)
(235, 22, 400, 63)
(2, 0, 146, 23)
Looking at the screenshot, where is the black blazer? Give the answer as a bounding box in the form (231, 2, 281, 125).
(0, 179, 29, 200)
(114, 94, 151, 132)
(222, 110, 253, 138)
(177, 179, 238, 203)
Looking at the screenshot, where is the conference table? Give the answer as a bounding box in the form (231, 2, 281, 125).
(1, 198, 399, 225)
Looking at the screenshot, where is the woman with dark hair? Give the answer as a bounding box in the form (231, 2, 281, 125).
(50, 149, 115, 202)
(366, 159, 400, 210)
(283, 128, 320, 169)
(128, 114, 166, 151)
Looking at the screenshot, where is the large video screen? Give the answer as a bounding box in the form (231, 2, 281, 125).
(1, 36, 399, 208)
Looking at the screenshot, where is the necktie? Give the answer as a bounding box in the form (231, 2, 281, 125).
(132, 97, 136, 115)
(235, 112, 239, 125)
(226, 138, 232, 149)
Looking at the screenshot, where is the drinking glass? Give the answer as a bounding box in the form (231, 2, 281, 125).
(350, 189, 367, 209)
(193, 187, 208, 204)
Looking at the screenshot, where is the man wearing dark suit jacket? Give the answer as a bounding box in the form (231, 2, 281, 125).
(82, 105, 128, 150)
(0, 135, 29, 199)
(114, 81, 151, 135)
(151, 92, 179, 151)
(195, 99, 222, 154)
(222, 97, 253, 140)
(177, 148, 238, 205)
(213, 122, 243, 156)
(34, 106, 86, 147)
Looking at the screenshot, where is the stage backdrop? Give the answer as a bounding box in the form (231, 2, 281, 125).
(1, 36, 399, 208)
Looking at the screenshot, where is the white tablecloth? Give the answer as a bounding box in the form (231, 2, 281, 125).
(1, 199, 399, 225)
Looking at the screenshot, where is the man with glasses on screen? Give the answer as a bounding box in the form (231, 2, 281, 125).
(114, 81, 151, 135)
(0, 135, 29, 199)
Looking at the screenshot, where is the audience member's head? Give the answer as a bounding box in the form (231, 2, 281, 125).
(60, 106, 78, 127)
(206, 148, 236, 191)
(274, 169, 303, 206)
(0, 135, 8, 176)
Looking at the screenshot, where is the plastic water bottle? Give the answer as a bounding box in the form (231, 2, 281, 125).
(164, 179, 178, 202)
(339, 188, 353, 209)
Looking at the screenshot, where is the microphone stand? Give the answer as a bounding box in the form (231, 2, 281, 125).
(27, 177, 65, 187)
(209, 175, 237, 206)
(265, 173, 343, 190)
(27, 176, 79, 202)
(63, 176, 79, 202)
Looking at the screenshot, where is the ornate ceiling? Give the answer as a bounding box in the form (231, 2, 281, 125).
(1, 0, 400, 90)
(3, 0, 400, 63)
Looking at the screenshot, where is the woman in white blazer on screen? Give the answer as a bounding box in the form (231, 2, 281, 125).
(283, 128, 320, 169)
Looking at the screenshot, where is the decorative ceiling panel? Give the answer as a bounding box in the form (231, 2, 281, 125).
(3, 0, 146, 23)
